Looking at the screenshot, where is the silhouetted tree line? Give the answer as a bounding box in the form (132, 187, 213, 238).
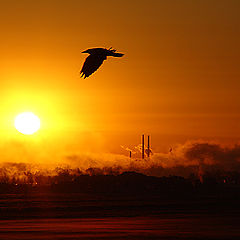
(1, 167, 240, 196)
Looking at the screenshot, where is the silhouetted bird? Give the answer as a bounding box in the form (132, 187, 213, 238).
(80, 47, 124, 78)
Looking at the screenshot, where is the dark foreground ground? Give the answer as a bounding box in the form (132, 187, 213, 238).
(0, 172, 240, 239)
(1, 215, 240, 240)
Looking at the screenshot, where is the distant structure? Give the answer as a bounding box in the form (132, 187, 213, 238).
(145, 135, 152, 157)
(122, 135, 151, 159)
(142, 134, 152, 159)
(147, 135, 150, 157)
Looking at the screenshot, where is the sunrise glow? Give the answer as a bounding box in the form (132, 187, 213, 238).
(14, 112, 41, 135)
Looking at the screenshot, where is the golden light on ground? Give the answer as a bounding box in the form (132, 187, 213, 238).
(14, 112, 41, 135)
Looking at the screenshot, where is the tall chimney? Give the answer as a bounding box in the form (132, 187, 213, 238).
(147, 135, 150, 157)
(130, 150, 132, 158)
(142, 134, 144, 159)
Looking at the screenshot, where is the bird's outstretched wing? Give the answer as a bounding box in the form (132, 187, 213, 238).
(80, 55, 106, 78)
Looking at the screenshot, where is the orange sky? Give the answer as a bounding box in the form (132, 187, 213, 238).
(0, 0, 240, 156)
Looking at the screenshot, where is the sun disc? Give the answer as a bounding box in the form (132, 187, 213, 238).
(14, 112, 41, 135)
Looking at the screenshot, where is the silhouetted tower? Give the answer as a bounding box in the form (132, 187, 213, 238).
(130, 150, 132, 158)
(147, 135, 150, 157)
(142, 134, 144, 159)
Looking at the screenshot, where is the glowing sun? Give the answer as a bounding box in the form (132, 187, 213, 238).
(14, 112, 41, 135)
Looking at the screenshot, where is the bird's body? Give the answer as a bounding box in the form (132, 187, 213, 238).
(80, 47, 124, 78)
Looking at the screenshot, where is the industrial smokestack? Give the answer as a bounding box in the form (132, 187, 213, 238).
(142, 134, 144, 159)
(130, 150, 132, 158)
(147, 135, 150, 157)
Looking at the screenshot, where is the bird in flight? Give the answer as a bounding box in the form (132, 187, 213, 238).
(80, 47, 124, 78)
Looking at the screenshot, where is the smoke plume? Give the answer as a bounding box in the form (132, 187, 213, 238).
(1, 140, 240, 183)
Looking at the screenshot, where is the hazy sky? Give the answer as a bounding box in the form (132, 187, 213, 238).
(0, 0, 240, 154)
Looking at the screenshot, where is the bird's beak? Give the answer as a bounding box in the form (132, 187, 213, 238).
(82, 50, 88, 53)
